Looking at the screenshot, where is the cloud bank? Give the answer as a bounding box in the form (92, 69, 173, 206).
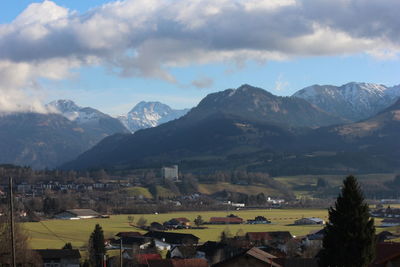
(1, 0, 399, 112)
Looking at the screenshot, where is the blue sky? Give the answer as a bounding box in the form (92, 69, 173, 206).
(0, 0, 399, 115)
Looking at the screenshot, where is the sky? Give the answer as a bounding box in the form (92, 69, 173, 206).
(0, 0, 399, 115)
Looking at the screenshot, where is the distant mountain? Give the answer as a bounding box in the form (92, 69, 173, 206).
(0, 101, 129, 168)
(293, 82, 400, 121)
(117, 101, 189, 132)
(186, 84, 347, 128)
(0, 113, 102, 169)
(61, 84, 349, 170)
(47, 99, 129, 137)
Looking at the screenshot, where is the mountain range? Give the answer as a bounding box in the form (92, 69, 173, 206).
(117, 101, 189, 132)
(293, 82, 400, 121)
(0, 82, 399, 172)
(62, 83, 400, 175)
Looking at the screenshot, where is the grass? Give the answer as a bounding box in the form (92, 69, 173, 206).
(123, 186, 153, 199)
(23, 208, 333, 250)
(22, 207, 394, 263)
(275, 173, 396, 198)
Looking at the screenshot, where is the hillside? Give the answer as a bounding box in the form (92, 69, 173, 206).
(62, 87, 400, 175)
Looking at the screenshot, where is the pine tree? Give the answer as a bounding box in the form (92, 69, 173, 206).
(319, 176, 375, 267)
(88, 224, 105, 267)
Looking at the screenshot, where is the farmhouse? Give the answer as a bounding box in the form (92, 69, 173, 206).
(54, 209, 100, 220)
(35, 249, 81, 267)
(294, 217, 325, 225)
(209, 217, 243, 224)
(213, 247, 282, 267)
(247, 216, 271, 224)
(144, 231, 199, 246)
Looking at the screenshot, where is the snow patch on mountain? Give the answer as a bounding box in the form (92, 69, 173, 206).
(293, 82, 400, 121)
(46, 100, 109, 124)
(118, 101, 189, 132)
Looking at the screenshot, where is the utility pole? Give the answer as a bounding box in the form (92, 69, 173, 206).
(120, 238, 123, 267)
(9, 176, 16, 267)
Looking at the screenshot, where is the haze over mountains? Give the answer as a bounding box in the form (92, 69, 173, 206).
(0, 82, 399, 171)
(62, 83, 400, 175)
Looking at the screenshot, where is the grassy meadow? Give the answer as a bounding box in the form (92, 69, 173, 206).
(22, 208, 392, 250)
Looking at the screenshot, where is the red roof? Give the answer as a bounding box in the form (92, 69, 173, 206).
(209, 217, 243, 223)
(135, 254, 162, 265)
(370, 242, 400, 266)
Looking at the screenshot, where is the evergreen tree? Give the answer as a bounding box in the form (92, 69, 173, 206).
(88, 224, 105, 267)
(319, 176, 375, 267)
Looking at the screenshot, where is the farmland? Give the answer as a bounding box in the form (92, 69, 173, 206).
(22, 208, 389, 250)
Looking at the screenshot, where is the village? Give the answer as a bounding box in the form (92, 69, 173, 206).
(31, 207, 400, 267)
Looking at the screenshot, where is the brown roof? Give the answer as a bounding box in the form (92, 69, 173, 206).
(213, 247, 282, 267)
(246, 231, 293, 242)
(370, 242, 400, 266)
(148, 259, 208, 267)
(210, 217, 243, 223)
(116, 232, 142, 238)
(173, 217, 190, 223)
(246, 232, 270, 241)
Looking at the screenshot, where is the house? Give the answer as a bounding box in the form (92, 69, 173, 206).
(169, 245, 198, 259)
(148, 258, 208, 267)
(35, 249, 81, 267)
(381, 218, 400, 227)
(294, 217, 325, 225)
(369, 242, 400, 267)
(54, 209, 100, 220)
(122, 251, 162, 264)
(144, 231, 200, 246)
(111, 236, 152, 249)
(149, 222, 165, 231)
(173, 217, 191, 226)
(246, 231, 293, 252)
(213, 247, 282, 267)
(376, 231, 399, 243)
(209, 217, 243, 224)
(247, 232, 293, 244)
(247, 216, 271, 224)
(164, 217, 191, 229)
(116, 231, 143, 238)
(197, 241, 245, 265)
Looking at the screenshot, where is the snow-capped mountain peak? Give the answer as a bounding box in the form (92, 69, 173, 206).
(47, 99, 110, 124)
(293, 82, 400, 121)
(118, 101, 189, 132)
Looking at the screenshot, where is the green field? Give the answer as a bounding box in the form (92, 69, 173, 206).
(275, 173, 396, 198)
(22, 208, 391, 250)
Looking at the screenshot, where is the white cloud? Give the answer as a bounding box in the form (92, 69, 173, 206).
(191, 76, 214, 89)
(274, 74, 290, 92)
(0, 0, 399, 112)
